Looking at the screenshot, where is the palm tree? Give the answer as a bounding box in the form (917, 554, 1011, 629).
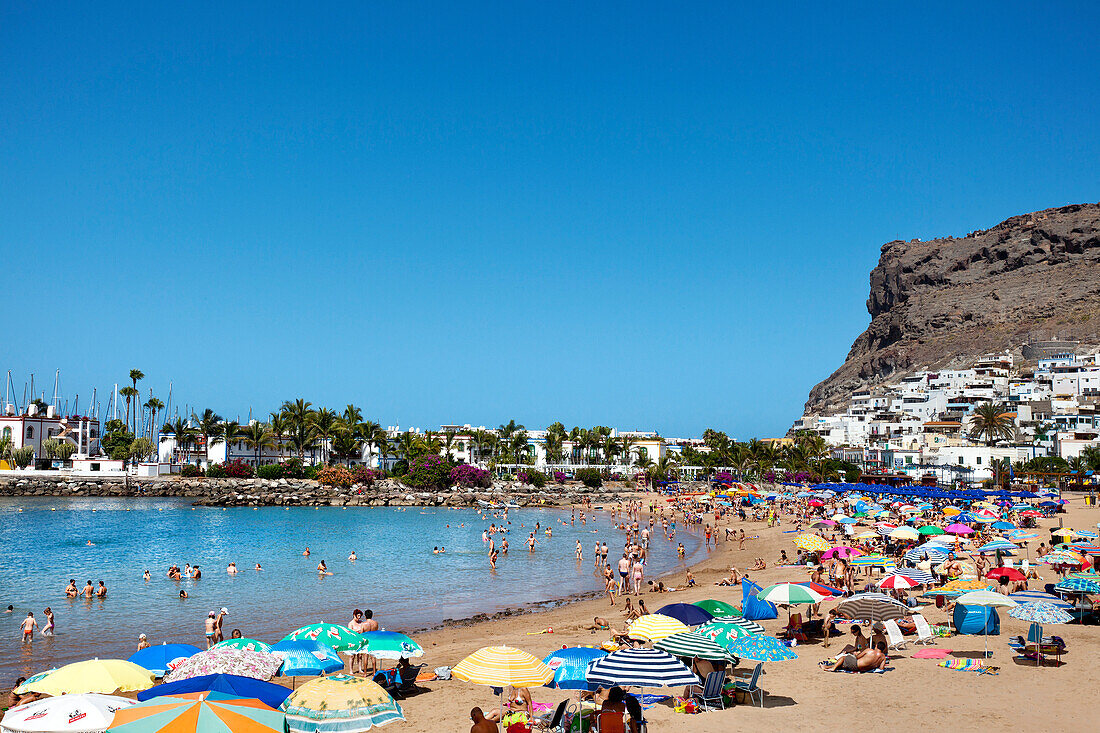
(311, 408, 340, 464)
(634, 454, 654, 471)
(470, 430, 490, 466)
(371, 428, 392, 471)
(601, 436, 621, 466)
(163, 418, 193, 464)
(343, 404, 363, 431)
(619, 436, 636, 467)
(268, 413, 288, 458)
(510, 431, 530, 465)
(144, 397, 164, 442)
(442, 430, 457, 460)
(968, 403, 1016, 446)
(128, 370, 144, 434)
(213, 420, 242, 463)
(395, 431, 422, 467)
(193, 408, 222, 464)
(242, 422, 274, 467)
(289, 423, 319, 460)
(119, 387, 139, 437)
(331, 430, 363, 466)
(423, 430, 443, 456)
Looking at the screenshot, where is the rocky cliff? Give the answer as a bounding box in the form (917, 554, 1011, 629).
(803, 202, 1100, 415)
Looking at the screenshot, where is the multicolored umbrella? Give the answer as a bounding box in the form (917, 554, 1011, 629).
(137, 674, 292, 710)
(128, 645, 204, 678)
(626, 614, 690, 642)
(16, 660, 154, 696)
(696, 617, 757, 649)
(727, 634, 796, 662)
(692, 600, 740, 617)
(1054, 577, 1100, 594)
(356, 631, 423, 660)
(1009, 591, 1072, 608)
(756, 583, 826, 605)
(282, 625, 364, 653)
(654, 632, 736, 662)
(1008, 602, 1073, 625)
(270, 641, 345, 677)
(654, 603, 714, 626)
(279, 674, 404, 733)
(975, 540, 1017, 553)
(108, 692, 285, 733)
(1043, 550, 1086, 566)
(586, 649, 698, 688)
(799, 581, 844, 597)
(793, 534, 828, 552)
(451, 646, 553, 687)
(211, 639, 273, 654)
(542, 647, 608, 691)
(1, 694, 134, 733)
(164, 649, 282, 683)
(877, 573, 919, 590)
(896, 569, 936, 586)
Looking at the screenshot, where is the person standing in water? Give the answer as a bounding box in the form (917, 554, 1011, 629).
(42, 608, 54, 636)
(21, 612, 38, 642)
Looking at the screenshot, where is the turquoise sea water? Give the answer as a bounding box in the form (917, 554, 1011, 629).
(0, 498, 700, 683)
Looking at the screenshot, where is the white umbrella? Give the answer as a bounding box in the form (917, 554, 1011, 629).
(1, 694, 135, 733)
(956, 591, 1017, 658)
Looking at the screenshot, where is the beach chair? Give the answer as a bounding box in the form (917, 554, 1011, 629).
(777, 613, 808, 642)
(690, 670, 726, 711)
(538, 700, 571, 733)
(883, 619, 907, 650)
(506, 723, 532, 733)
(911, 614, 936, 645)
(595, 711, 627, 733)
(732, 662, 765, 707)
(381, 664, 424, 699)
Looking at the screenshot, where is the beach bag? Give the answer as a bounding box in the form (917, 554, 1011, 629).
(434, 666, 451, 680)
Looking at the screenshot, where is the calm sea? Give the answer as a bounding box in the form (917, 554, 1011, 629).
(0, 497, 701, 683)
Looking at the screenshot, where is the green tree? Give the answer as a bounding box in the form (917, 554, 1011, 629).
(144, 397, 164, 442)
(968, 403, 1016, 446)
(128, 369, 145, 434)
(119, 387, 139, 439)
(162, 418, 194, 464)
(242, 422, 275, 467)
(311, 408, 340, 464)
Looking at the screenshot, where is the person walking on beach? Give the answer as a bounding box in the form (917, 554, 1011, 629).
(21, 612, 38, 642)
(617, 554, 630, 595)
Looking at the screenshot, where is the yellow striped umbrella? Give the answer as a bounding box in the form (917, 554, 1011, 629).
(451, 646, 553, 687)
(793, 533, 828, 552)
(626, 614, 690, 642)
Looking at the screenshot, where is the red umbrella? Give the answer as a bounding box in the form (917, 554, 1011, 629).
(808, 500, 824, 507)
(985, 567, 1026, 582)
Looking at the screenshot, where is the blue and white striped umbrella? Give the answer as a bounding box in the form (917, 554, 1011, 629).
(976, 540, 1017, 553)
(1008, 602, 1073, 625)
(1008, 591, 1072, 608)
(1054, 578, 1100, 594)
(586, 649, 699, 688)
(896, 569, 936, 585)
(1075, 530, 1099, 539)
(905, 546, 950, 562)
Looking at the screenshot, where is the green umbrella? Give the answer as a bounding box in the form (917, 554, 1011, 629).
(919, 526, 945, 536)
(655, 631, 736, 662)
(212, 638, 273, 653)
(693, 600, 741, 617)
(282, 623, 364, 653)
(696, 616, 761, 649)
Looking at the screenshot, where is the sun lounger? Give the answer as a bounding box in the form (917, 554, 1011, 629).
(911, 613, 936, 645)
(883, 619, 907, 651)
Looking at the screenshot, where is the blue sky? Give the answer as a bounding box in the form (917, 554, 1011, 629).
(2, 2, 1098, 438)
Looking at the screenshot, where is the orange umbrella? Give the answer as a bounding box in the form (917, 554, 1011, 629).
(108, 692, 284, 733)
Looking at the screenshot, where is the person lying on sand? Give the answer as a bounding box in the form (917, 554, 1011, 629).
(821, 642, 888, 672)
(750, 558, 767, 571)
(587, 617, 610, 631)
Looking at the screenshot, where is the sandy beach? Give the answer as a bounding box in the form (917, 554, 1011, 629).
(386, 494, 1100, 731)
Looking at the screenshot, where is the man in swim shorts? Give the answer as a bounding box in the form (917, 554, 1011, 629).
(21, 612, 38, 642)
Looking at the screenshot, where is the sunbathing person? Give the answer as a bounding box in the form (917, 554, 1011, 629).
(823, 642, 889, 672)
(749, 558, 767, 571)
(587, 617, 611, 631)
(837, 625, 869, 654)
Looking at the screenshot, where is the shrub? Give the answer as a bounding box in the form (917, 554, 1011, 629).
(257, 464, 284, 480)
(224, 460, 255, 479)
(206, 463, 228, 478)
(715, 470, 735, 484)
(352, 466, 384, 487)
(316, 465, 354, 488)
(608, 472, 624, 482)
(575, 468, 602, 488)
(553, 471, 567, 484)
(519, 470, 547, 488)
(303, 465, 318, 480)
(451, 464, 491, 488)
(181, 464, 204, 478)
(403, 454, 452, 491)
(11, 446, 34, 469)
(280, 458, 305, 479)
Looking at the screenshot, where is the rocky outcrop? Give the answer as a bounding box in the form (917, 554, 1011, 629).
(804, 203, 1100, 414)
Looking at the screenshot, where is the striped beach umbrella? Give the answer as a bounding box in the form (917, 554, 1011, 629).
(756, 583, 826, 605)
(280, 674, 404, 733)
(1008, 591, 1072, 609)
(877, 573, 919, 590)
(975, 540, 1017, 553)
(905, 545, 950, 563)
(586, 649, 698, 688)
(835, 593, 909, 623)
(793, 533, 829, 552)
(626, 614, 690, 642)
(282, 624, 364, 653)
(1043, 550, 1085, 566)
(655, 632, 736, 662)
(542, 647, 608, 691)
(1, 694, 135, 733)
(1054, 577, 1100, 594)
(800, 581, 844, 597)
(896, 569, 936, 585)
(211, 639, 273, 654)
(727, 634, 797, 662)
(1009, 602, 1073, 625)
(692, 600, 740, 618)
(451, 646, 553, 687)
(107, 693, 286, 733)
(1007, 530, 1039, 543)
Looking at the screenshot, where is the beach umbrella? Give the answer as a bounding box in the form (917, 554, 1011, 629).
(991, 521, 1015, 531)
(355, 632, 423, 660)
(976, 540, 1017, 553)
(810, 521, 832, 529)
(835, 593, 909, 623)
(692, 600, 740, 618)
(1050, 528, 1077, 540)
(655, 603, 714, 627)
(945, 523, 974, 535)
(1075, 530, 1099, 539)
(727, 634, 797, 662)
(838, 517, 859, 524)
(108, 693, 285, 733)
(137, 674, 292, 710)
(696, 617, 761, 649)
(799, 581, 844, 597)
(542, 647, 608, 691)
(793, 534, 828, 552)
(1009, 591, 1072, 609)
(16, 660, 154, 696)
(626, 614, 690, 642)
(654, 632, 736, 662)
(756, 583, 826, 606)
(1043, 550, 1086, 567)
(889, 527, 920, 541)
(282, 624, 364, 653)
(128, 644, 204, 678)
(1007, 531, 1039, 543)
(270, 641, 345, 677)
(853, 531, 880, 541)
(1054, 577, 1100, 594)
(0, 695, 135, 733)
(896, 569, 936, 586)
(280, 674, 404, 733)
(918, 526, 945, 536)
(956, 591, 1016, 658)
(822, 546, 862, 560)
(1009, 602, 1073, 625)
(586, 649, 698, 688)
(451, 646, 553, 687)
(877, 573, 919, 590)
(849, 555, 893, 569)
(164, 649, 282, 683)
(211, 639, 273, 654)
(986, 567, 1025, 582)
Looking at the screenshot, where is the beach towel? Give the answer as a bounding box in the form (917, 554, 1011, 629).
(629, 693, 670, 709)
(913, 649, 951, 659)
(938, 658, 998, 674)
